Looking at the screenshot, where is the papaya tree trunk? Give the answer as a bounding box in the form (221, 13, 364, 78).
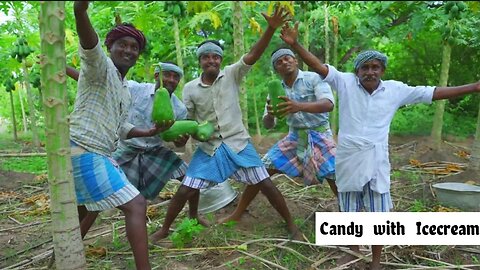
(173, 16, 185, 92)
(469, 103, 480, 170)
(9, 90, 18, 141)
(172, 16, 193, 157)
(22, 61, 40, 147)
(330, 16, 339, 136)
(39, 2, 86, 269)
(302, 4, 310, 71)
(430, 42, 451, 149)
(323, 3, 330, 64)
(17, 87, 28, 133)
(233, 1, 248, 130)
(250, 77, 261, 136)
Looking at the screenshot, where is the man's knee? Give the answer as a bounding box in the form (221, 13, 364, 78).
(177, 185, 199, 198)
(121, 194, 147, 212)
(255, 177, 276, 191)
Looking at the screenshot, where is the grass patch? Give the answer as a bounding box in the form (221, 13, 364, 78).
(0, 156, 47, 174)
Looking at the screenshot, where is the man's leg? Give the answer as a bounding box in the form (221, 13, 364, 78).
(77, 205, 99, 239)
(186, 189, 209, 226)
(117, 195, 151, 270)
(336, 191, 363, 267)
(326, 178, 338, 198)
(150, 185, 198, 243)
(371, 245, 383, 270)
(256, 177, 302, 240)
(219, 168, 280, 224)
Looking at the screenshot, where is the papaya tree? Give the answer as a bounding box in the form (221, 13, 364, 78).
(39, 1, 86, 268)
(430, 1, 468, 149)
(164, 1, 187, 90)
(3, 75, 18, 140)
(232, 1, 248, 129)
(8, 1, 40, 147)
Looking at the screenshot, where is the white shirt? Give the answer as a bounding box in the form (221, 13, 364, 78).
(120, 81, 187, 149)
(324, 65, 435, 192)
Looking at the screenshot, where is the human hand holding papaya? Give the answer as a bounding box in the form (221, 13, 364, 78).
(276, 96, 300, 117)
(173, 134, 190, 147)
(150, 120, 174, 135)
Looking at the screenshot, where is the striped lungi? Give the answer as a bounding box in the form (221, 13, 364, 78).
(262, 125, 336, 186)
(70, 140, 139, 211)
(112, 144, 186, 200)
(338, 182, 393, 212)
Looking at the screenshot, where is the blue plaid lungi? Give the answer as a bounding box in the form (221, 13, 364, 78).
(262, 125, 336, 186)
(70, 141, 139, 211)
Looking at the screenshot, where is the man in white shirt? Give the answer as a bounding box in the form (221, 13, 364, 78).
(279, 22, 480, 270)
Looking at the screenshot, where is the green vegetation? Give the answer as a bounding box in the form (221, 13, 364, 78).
(0, 156, 46, 174)
(169, 217, 205, 248)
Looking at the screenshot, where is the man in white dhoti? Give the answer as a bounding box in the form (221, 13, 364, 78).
(279, 22, 480, 270)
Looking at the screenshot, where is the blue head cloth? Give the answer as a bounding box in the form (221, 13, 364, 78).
(154, 62, 183, 78)
(271, 48, 296, 68)
(196, 42, 223, 58)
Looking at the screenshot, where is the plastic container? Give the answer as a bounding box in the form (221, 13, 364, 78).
(432, 182, 480, 211)
(198, 181, 238, 214)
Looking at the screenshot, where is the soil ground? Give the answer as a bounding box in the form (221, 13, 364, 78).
(1, 134, 479, 269)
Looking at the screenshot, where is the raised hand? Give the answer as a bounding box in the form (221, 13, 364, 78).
(261, 5, 290, 30)
(280, 21, 299, 46)
(74, 1, 89, 13)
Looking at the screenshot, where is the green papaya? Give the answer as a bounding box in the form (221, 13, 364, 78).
(450, 5, 459, 15)
(17, 45, 24, 57)
(267, 79, 284, 117)
(161, 120, 199, 142)
(151, 87, 175, 124)
(24, 46, 31, 57)
(195, 121, 214, 142)
(445, 1, 455, 13)
(173, 5, 181, 16)
(457, 2, 467, 12)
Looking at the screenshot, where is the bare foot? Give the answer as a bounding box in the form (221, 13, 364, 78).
(288, 225, 305, 241)
(149, 228, 169, 244)
(193, 216, 210, 227)
(217, 214, 241, 224)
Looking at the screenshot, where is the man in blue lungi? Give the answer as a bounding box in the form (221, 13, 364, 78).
(150, 6, 303, 243)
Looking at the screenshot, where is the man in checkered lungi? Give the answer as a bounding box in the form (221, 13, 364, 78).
(67, 63, 209, 226)
(112, 62, 208, 225)
(220, 48, 338, 224)
(150, 6, 303, 243)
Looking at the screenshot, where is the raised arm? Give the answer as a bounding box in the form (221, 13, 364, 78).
(66, 65, 79, 81)
(280, 22, 329, 78)
(243, 6, 289, 65)
(432, 82, 480, 101)
(74, 1, 98, 50)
